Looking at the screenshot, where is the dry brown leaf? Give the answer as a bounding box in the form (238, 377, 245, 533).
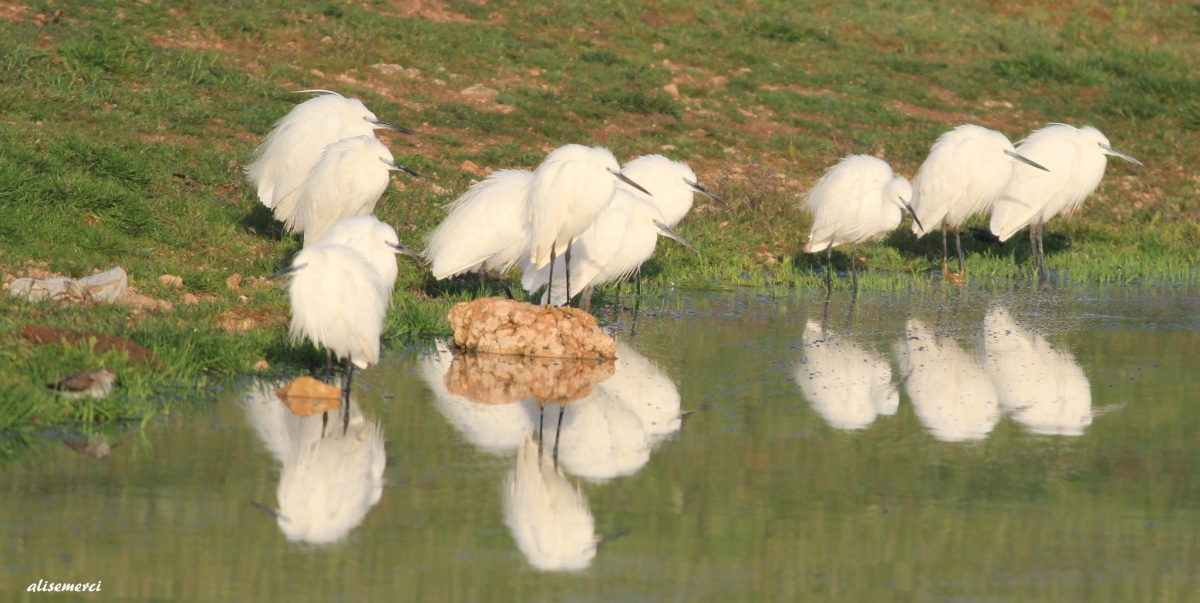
(276, 377, 341, 417)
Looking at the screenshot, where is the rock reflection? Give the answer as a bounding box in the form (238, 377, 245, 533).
(982, 305, 1094, 436)
(418, 342, 540, 456)
(243, 382, 386, 545)
(503, 438, 597, 572)
(796, 320, 898, 430)
(895, 320, 1001, 442)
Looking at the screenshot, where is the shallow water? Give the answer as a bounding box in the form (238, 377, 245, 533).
(4, 286, 1200, 601)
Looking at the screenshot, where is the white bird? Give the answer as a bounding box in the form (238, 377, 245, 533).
(909, 124, 1049, 276)
(311, 216, 408, 303)
(989, 124, 1142, 280)
(600, 341, 684, 446)
(270, 243, 390, 430)
(796, 320, 898, 430)
(618, 154, 722, 227)
(981, 306, 1093, 436)
(246, 90, 412, 225)
(802, 155, 922, 286)
(522, 189, 696, 307)
(295, 135, 421, 246)
(243, 382, 386, 545)
(425, 169, 534, 281)
(894, 319, 1001, 442)
(526, 144, 652, 304)
(503, 437, 597, 572)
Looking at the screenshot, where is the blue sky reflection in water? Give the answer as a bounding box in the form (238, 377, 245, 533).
(2, 286, 1199, 601)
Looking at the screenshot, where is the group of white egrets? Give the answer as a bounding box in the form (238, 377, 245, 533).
(248, 91, 722, 422)
(803, 122, 1142, 282)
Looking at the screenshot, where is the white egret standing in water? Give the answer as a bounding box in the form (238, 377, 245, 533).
(522, 189, 696, 307)
(989, 124, 1142, 280)
(296, 135, 422, 246)
(909, 124, 1049, 277)
(526, 144, 652, 305)
(270, 243, 389, 432)
(802, 155, 923, 287)
(246, 90, 413, 227)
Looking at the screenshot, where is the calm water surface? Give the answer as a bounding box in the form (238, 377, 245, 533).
(4, 286, 1200, 602)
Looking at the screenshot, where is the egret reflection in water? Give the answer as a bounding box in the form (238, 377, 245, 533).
(417, 341, 539, 456)
(895, 319, 1001, 442)
(243, 382, 386, 545)
(504, 437, 597, 572)
(796, 320, 898, 430)
(982, 305, 1094, 436)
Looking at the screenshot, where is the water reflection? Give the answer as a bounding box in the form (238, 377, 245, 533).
(419, 339, 684, 571)
(982, 305, 1094, 436)
(895, 319, 1002, 442)
(243, 382, 386, 545)
(503, 437, 597, 572)
(796, 320, 898, 430)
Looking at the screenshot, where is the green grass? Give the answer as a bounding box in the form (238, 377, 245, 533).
(1, 0, 1198, 432)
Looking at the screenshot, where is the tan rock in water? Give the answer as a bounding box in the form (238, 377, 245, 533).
(276, 377, 341, 417)
(445, 353, 615, 404)
(448, 298, 617, 359)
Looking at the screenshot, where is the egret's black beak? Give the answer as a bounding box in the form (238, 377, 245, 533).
(609, 168, 653, 197)
(382, 158, 426, 180)
(1004, 149, 1050, 172)
(685, 179, 725, 205)
(268, 264, 306, 281)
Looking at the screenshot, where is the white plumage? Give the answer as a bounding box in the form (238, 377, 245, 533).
(989, 124, 1141, 278)
(803, 154, 917, 254)
(894, 319, 1001, 442)
(526, 144, 636, 271)
(981, 305, 1093, 436)
(503, 437, 597, 572)
(618, 154, 719, 227)
(295, 135, 405, 246)
(285, 244, 388, 370)
(311, 216, 404, 303)
(243, 382, 386, 545)
(246, 90, 406, 225)
(522, 189, 694, 306)
(425, 169, 534, 280)
(796, 320, 898, 430)
(909, 124, 1048, 272)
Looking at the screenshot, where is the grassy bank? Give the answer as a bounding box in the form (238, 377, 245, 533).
(1, 0, 1197, 432)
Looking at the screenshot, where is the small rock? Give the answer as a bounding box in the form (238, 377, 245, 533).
(226, 274, 243, 290)
(159, 274, 183, 289)
(460, 160, 485, 176)
(373, 63, 420, 78)
(180, 293, 200, 305)
(460, 83, 499, 103)
(445, 353, 614, 404)
(448, 298, 617, 359)
(663, 83, 679, 99)
(253, 359, 270, 371)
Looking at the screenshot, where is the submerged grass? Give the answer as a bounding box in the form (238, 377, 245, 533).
(0, 0, 1198, 433)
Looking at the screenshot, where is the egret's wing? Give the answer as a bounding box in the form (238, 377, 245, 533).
(990, 136, 1079, 241)
(426, 170, 533, 279)
(527, 160, 572, 268)
(805, 156, 891, 249)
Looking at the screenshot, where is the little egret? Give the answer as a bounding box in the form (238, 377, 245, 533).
(618, 154, 723, 227)
(312, 215, 412, 302)
(426, 169, 534, 285)
(527, 144, 652, 305)
(909, 124, 1049, 276)
(294, 135, 422, 246)
(614, 154, 722, 297)
(270, 243, 389, 432)
(522, 189, 696, 307)
(802, 155, 922, 287)
(246, 90, 413, 226)
(989, 124, 1142, 280)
